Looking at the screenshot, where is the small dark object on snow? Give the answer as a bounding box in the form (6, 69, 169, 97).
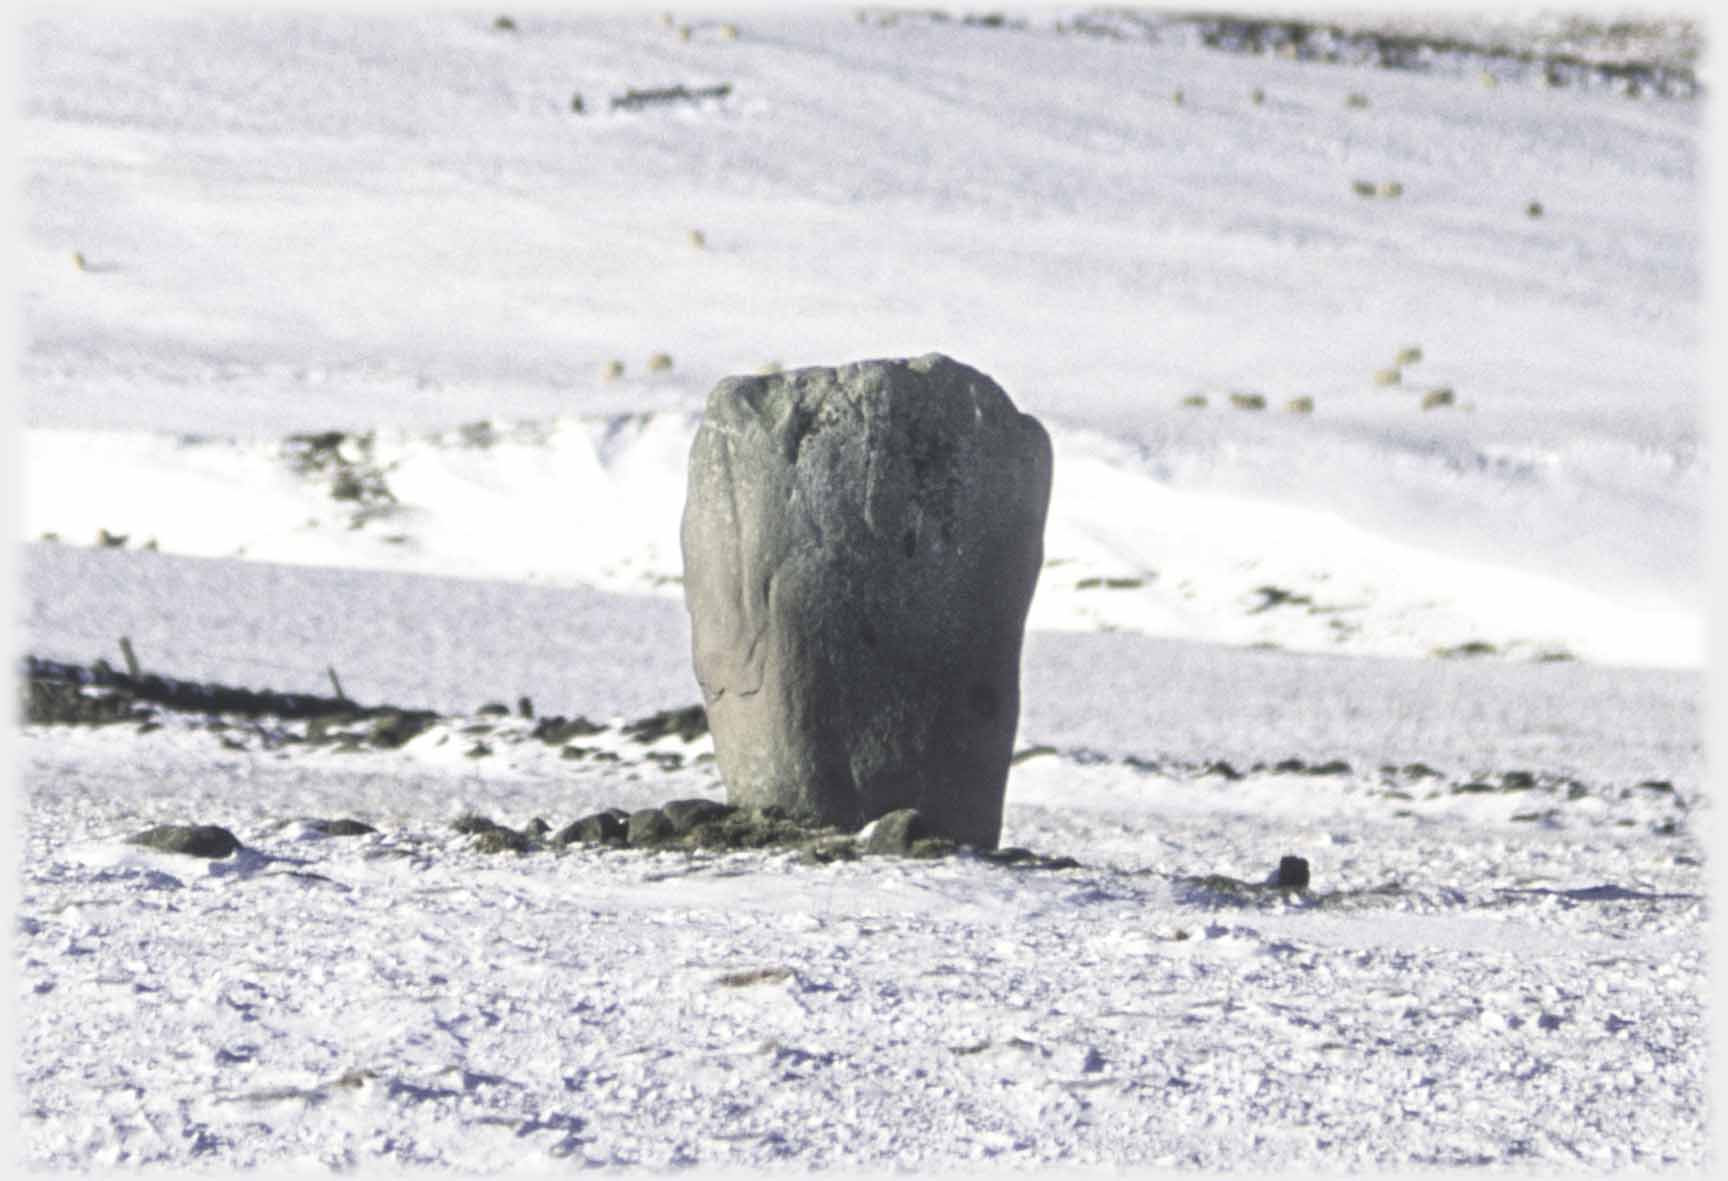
(571, 92, 585, 114)
(517, 696, 534, 719)
(622, 704, 708, 744)
(97, 529, 129, 548)
(1275, 855, 1311, 889)
(1527, 200, 1544, 218)
(473, 827, 533, 854)
(307, 818, 377, 837)
(494, 14, 516, 32)
(534, 715, 606, 744)
(477, 702, 511, 718)
(128, 824, 240, 859)
(557, 809, 630, 846)
(611, 83, 732, 112)
(662, 798, 735, 834)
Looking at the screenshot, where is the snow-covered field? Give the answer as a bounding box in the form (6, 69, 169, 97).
(11, 5, 1712, 1172)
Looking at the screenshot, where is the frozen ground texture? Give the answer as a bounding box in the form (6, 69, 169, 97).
(13, 6, 1709, 1173)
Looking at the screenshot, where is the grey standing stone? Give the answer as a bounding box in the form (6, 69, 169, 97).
(681, 354, 1052, 849)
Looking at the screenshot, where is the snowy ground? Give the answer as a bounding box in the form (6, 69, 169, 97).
(11, 5, 1712, 1173)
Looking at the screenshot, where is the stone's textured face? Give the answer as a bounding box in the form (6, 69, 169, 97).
(681, 353, 1052, 849)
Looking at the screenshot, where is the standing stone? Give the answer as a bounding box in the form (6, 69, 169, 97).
(681, 354, 1052, 849)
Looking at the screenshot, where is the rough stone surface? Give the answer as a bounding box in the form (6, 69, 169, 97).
(681, 354, 1052, 849)
(126, 824, 241, 859)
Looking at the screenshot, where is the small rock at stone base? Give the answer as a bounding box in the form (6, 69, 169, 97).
(556, 809, 629, 846)
(865, 808, 929, 856)
(627, 808, 677, 847)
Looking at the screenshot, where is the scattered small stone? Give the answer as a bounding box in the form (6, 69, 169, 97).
(717, 966, 793, 988)
(306, 818, 377, 837)
(1526, 200, 1544, 218)
(1250, 87, 1265, 105)
(473, 827, 533, 855)
(1229, 392, 1267, 410)
(1433, 638, 1495, 658)
(647, 352, 674, 372)
(1345, 92, 1369, 108)
(97, 528, 129, 548)
(908, 836, 959, 859)
(493, 14, 516, 32)
(688, 228, 707, 249)
(1274, 855, 1310, 889)
(1501, 770, 1537, 790)
(1180, 393, 1208, 408)
(662, 798, 735, 834)
(533, 715, 606, 744)
(627, 808, 677, 847)
(1421, 387, 1456, 410)
(556, 810, 630, 846)
(1396, 345, 1424, 365)
(602, 359, 626, 380)
(127, 824, 241, 859)
(864, 809, 928, 856)
(1377, 180, 1404, 198)
(477, 702, 511, 718)
(368, 710, 435, 749)
(622, 704, 708, 744)
(1352, 179, 1378, 197)
(1373, 367, 1401, 386)
(1202, 759, 1242, 780)
(1285, 396, 1315, 414)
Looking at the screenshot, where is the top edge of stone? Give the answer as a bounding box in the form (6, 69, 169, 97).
(703, 353, 1032, 422)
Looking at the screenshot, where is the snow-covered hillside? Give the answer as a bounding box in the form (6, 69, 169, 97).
(14, 7, 1709, 1173)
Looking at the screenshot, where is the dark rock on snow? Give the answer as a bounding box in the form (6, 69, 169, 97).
(681, 354, 1052, 849)
(627, 808, 677, 847)
(306, 818, 378, 837)
(127, 824, 241, 859)
(556, 809, 630, 846)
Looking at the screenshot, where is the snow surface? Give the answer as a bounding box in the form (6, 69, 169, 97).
(10, 4, 1713, 1174)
